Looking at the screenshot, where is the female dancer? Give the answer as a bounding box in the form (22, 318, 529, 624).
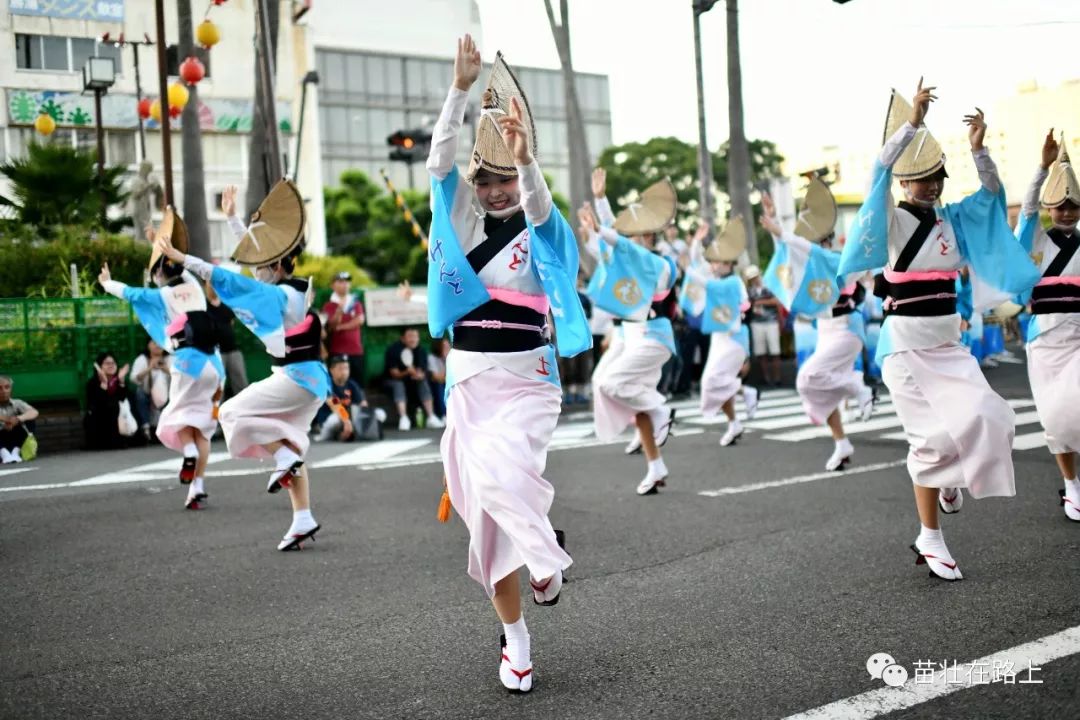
(99, 209, 222, 509)
(157, 183, 330, 550)
(426, 36, 590, 692)
(838, 80, 1040, 580)
(1015, 131, 1080, 521)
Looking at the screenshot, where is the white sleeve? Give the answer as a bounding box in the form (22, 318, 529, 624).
(972, 148, 1001, 194)
(598, 226, 620, 247)
(594, 196, 616, 227)
(585, 230, 602, 260)
(879, 121, 918, 168)
(226, 214, 247, 240)
(101, 279, 128, 299)
(778, 230, 813, 253)
(685, 264, 711, 286)
(517, 160, 553, 226)
(183, 254, 215, 282)
(1022, 166, 1049, 218)
(426, 86, 469, 181)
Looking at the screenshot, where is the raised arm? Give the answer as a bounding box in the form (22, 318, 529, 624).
(965, 108, 1000, 193)
(758, 192, 809, 251)
(517, 160, 553, 226)
(880, 79, 936, 167)
(1022, 130, 1058, 217)
(427, 35, 480, 181)
(591, 168, 616, 227)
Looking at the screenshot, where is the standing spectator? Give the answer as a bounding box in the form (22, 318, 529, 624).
(130, 339, 171, 441)
(0, 376, 38, 463)
(314, 356, 368, 442)
(384, 327, 443, 430)
(206, 281, 248, 397)
(322, 271, 366, 386)
(428, 338, 449, 421)
(745, 265, 784, 386)
(84, 351, 134, 450)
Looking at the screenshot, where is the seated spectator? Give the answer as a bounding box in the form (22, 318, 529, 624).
(206, 281, 248, 398)
(428, 338, 449, 421)
(130, 339, 171, 441)
(0, 375, 39, 464)
(314, 355, 369, 442)
(384, 327, 444, 431)
(84, 351, 135, 450)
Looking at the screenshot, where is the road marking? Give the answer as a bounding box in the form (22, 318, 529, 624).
(0, 467, 37, 478)
(783, 624, 1080, 720)
(698, 460, 907, 497)
(766, 407, 1040, 443)
(311, 439, 432, 468)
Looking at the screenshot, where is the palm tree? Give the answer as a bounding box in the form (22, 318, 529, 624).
(177, 0, 210, 257)
(0, 143, 129, 232)
(544, 0, 592, 213)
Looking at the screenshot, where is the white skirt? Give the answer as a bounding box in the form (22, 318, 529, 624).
(591, 325, 671, 442)
(882, 344, 1016, 498)
(795, 327, 865, 424)
(218, 368, 323, 460)
(700, 332, 746, 419)
(441, 349, 571, 598)
(1026, 317, 1080, 455)
(156, 363, 221, 451)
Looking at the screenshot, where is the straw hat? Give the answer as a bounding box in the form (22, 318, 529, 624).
(613, 178, 677, 236)
(743, 264, 762, 281)
(794, 176, 838, 243)
(466, 52, 537, 183)
(883, 89, 947, 181)
(148, 206, 189, 270)
(704, 215, 746, 263)
(1041, 135, 1080, 208)
(231, 179, 306, 267)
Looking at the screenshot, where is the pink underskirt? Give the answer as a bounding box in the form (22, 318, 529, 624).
(486, 287, 550, 315)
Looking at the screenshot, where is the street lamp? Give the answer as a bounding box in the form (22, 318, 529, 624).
(692, 0, 718, 237)
(292, 70, 320, 183)
(101, 32, 155, 159)
(83, 55, 116, 224)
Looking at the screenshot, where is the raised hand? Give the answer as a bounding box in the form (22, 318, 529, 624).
(759, 207, 782, 238)
(691, 222, 710, 244)
(497, 97, 532, 166)
(98, 262, 111, 287)
(118, 364, 130, 383)
(396, 280, 413, 301)
(155, 234, 185, 264)
(1040, 128, 1059, 170)
(910, 77, 938, 127)
(591, 167, 607, 199)
(761, 191, 777, 219)
(577, 202, 598, 233)
(221, 185, 238, 217)
(964, 107, 987, 151)
(454, 34, 482, 92)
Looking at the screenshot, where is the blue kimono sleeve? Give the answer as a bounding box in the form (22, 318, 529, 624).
(121, 286, 169, 349)
(945, 186, 1041, 296)
(837, 160, 891, 281)
(209, 266, 287, 349)
(530, 209, 592, 357)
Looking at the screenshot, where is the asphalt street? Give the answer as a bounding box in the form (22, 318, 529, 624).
(2, 360, 1077, 720)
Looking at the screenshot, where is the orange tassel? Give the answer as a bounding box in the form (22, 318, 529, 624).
(437, 489, 452, 523)
(331, 397, 350, 422)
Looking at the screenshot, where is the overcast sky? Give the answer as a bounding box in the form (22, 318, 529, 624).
(474, 0, 1080, 163)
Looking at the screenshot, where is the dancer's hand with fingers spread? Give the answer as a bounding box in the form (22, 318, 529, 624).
(155, 235, 185, 264)
(1040, 128, 1058, 170)
(498, 97, 532, 166)
(591, 167, 606, 199)
(759, 196, 782, 238)
(691, 222, 709, 245)
(761, 191, 777, 219)
(453, 34, 482, 92)
(98, 262, 111, 287)
(910, 76, 937, 126)
(964, 107, 987, 151)
(221, 185, 238, 217)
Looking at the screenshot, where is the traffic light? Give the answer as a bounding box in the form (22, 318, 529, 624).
(387, 128, 432, 163)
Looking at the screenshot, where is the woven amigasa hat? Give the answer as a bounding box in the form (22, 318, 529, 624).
(884, 89, 947, 181)
(613, 178, 677, 235)
(794, 175, 838, 243)
(231, 179, 306, 267)
(704, 215, 747, 263)
(149, 206, 189, 270)
(1041, 134, 1080, 208)
(466, 52, 537, 183)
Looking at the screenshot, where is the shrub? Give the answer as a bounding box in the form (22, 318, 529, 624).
(0, 229, 150, 298)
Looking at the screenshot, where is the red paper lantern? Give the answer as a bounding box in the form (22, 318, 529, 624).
(179, 56, 205, 86)
(137, 97, 153, 120)
(168, 104, 183, 119)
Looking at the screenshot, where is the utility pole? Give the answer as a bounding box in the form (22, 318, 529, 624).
(692, 0, 717, 236)
(725, 0, 755, 261)
(154, 0, 173, 207)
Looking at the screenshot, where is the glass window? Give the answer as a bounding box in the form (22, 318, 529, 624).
(96, 42, 123, 76)
(15, 34, 40, 69)
(366, 108, 390, 148)
(70, 38, 97, 75)
(367, 55, 388, 99)
(424, 60, 446, 102)
(405, 58, 425, 101)
(586, 123, 611, 159)
(347, 54, 366, 97)
(106, 131, 137, 167)
(327, 105, 350, 145)
(321, 51, 346, 91)
(43, 36, 69, 71)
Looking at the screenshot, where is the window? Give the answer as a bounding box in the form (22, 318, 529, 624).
(15, 34, 123, 74)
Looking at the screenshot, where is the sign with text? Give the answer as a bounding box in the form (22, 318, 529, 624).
(10, 0, 124, 22)
(363, 288, 428, 328)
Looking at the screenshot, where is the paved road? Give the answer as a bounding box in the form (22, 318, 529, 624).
(2, 361, 1077, 719)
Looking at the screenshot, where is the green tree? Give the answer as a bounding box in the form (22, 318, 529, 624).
(0, 143, 130, 233)
(595, 135, 783, 232)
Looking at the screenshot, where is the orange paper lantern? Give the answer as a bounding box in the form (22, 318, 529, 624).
(196, 19, 220, 49)
(150, 98, 162, 122)
(34, 113, 56, 136)
(167, 82, 189, 111)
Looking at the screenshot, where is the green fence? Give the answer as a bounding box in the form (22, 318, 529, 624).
(0, 291, 430, 405)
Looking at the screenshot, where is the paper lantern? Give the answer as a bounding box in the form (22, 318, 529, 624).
(179, 56, 205, 86)
(150, 98, 162, 122)
(168, 104, 183, 119)
(196, 19, 220, 49)
(167, 82, 189, 111)
(34, 113, 56, 136)
(137, 97, 153, 120)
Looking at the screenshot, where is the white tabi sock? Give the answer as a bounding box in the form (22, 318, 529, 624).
(191, 476, 205, 495)
(1064, 478, 1080, 502)
(917, 525, 950, 557)
(647, 457, 668, 479)
(273, 446, 300, 469)
(502, 616, 531, 669)
(182, 442, 197, 458)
